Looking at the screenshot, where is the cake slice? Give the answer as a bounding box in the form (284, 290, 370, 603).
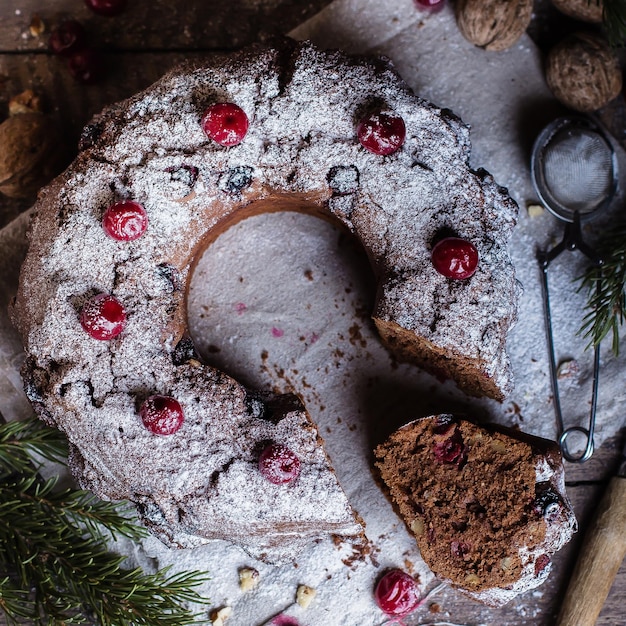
(374, 415, 577, 606)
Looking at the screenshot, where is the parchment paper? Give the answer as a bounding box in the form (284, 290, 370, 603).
(1, 1, 624, 624)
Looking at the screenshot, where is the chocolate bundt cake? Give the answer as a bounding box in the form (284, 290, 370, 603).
(374, 415, 577, 606)
(12, 40, 518, 561)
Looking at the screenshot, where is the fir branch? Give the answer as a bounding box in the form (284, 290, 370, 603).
(0, 418, 211, 625)
(603, 0, 626, 47)
(0, 417, 67, 476)
(577, 223, 626, 355)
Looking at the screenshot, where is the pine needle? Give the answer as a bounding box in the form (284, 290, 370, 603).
(0, 417, 211, 625)
(577, 222, 626, 355)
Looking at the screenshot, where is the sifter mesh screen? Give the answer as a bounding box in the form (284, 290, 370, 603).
(542, 127, 614, 215)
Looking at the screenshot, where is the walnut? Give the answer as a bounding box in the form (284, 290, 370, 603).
(551, 0, 603, 23)
(0, 110, 67, 199)
(455, 0, 533, 51)
(545, 32, 622, 112)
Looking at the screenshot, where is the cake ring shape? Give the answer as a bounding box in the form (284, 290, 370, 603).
(11, 41, 518, 562)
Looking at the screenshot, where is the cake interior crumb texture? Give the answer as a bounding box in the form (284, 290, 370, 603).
(375, 415, 577, 606)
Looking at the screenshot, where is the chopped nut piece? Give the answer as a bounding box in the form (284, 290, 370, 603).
(490, 439, 507, 453)
(296, 584, 316, 609)
(410, 518, 425, 537)
(210, 606, 232, 626)
(29, 14, 45, 37)
(464, 573, 481, 586)
(9, 90, 43, 116)
(557, 359, 579, 380)
(501, 556, 513, 571)
(238, 567, 259, 592)
(527, 203, 545, 217)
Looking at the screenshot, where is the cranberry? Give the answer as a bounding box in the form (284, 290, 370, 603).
(433, 427, 466, 467)
(80, 294, 126, 340)
(534, 554, 551, 576)
(450, 540, 471, 558)
(414, 0, 446, 11)
(67, 48, 104, 84)
(102, 201, 148, 241)
(431, 237, 479, 279)
(84, 0, 127, 16)
(201, 103, 249, 147)
(374, 569, 421, 616)
(271, 617, 300, 626)
(357, 111, 406, 155)
(258, 443, 301, 485)
(140, 395, 184, 435)
(49, 20, 87, 56)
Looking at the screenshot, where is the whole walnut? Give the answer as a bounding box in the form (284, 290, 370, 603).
(545, 32, 622, 112)
(0, 112, 66, 199)
(551, 0, 603, 23)
(455, 0, 533, 51)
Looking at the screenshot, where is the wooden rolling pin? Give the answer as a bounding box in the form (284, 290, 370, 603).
(557, 441, 626, 626)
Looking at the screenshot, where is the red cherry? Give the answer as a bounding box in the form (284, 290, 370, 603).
(374, 569, 421, 616)
(201, 103, 249, 147)
(84, 0, 127, 16)
(357, 112, 406, 155)
(140, 395, 184, 435)
(258, 443, 301, 485)
(431, 237, 479, 279)
(49, 20, 87, 57)
(102, 201, 148, 241)
(534, 554, 551, 576)
(80, 294, 126, 340)
(67, 48, 104, 84)
(414, 0, 446, 11)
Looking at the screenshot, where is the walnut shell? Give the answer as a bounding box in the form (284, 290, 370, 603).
(0, 113, 66, 199)
(551, 0, 603, 23)
(455, 0, 533, 51)
(545, 32, 622, 112)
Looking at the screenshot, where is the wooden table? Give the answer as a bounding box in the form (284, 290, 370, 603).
(0, 1, 624, 624)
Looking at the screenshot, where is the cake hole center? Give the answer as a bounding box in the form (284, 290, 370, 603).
(187, 210, 375, 398)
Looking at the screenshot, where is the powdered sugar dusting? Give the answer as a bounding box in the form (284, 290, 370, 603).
(13, 41, 516, 565)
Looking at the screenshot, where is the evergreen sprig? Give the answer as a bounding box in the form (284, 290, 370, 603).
(578, 222, 626, 356)
(0, 417, 210, 625)
(603, 0, 626, 47)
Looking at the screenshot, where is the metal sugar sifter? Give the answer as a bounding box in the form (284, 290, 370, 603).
(531, 116, 618, 463)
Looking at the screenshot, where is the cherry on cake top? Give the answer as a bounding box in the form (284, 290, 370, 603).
(49, 20, 87, 56)
(201, 103, 249, 147)
(102, 200, 148, 241)
(140, 395, 184, 435)
(374, 568, 421, 616)
(258, 443, 301, 485)
(431, 237, 479, 279)
(414, 0, 446, 11)
(80, 294, 126, 340)
(84, 0, 127, 16)
(357, 111, 406, 155)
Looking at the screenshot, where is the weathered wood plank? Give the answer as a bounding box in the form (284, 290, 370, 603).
(0, 0, 334, 52)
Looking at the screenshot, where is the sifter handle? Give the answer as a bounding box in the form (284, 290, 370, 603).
(557, 476, 626, 626)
